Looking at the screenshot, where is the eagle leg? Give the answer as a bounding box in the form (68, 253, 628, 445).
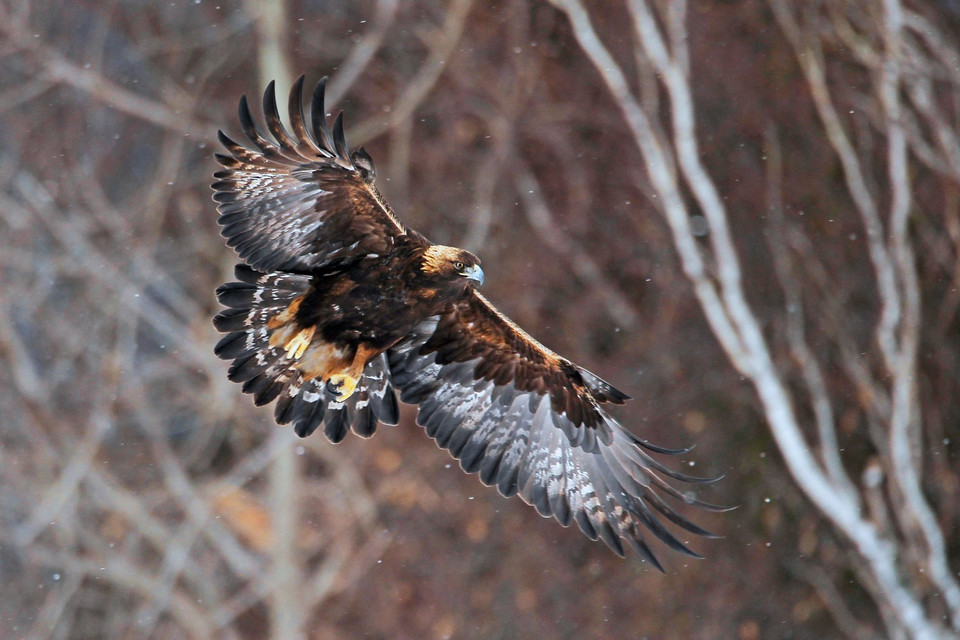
(283, 326, 315, 360)
(327, 373, 359, 402)
(326, 343, 379, 402)
(268, 296, 315, 360)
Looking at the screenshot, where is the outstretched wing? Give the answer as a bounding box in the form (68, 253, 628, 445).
(388, 291, 723, 565)
(213, 76, 413, 273)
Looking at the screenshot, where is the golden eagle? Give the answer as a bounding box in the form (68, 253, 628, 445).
(212, 76, 721, 566)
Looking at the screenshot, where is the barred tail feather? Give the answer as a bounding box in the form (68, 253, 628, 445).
(214, 264, 400, 440)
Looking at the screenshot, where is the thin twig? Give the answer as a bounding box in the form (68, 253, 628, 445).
(13, 411, 111, 546)
(350, 0, 474, 144)
(325, 0, 400, 109)
(515, 163, 641, 329)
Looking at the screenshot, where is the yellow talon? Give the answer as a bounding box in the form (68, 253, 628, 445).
(283, 327, 315, 360)
(327, 373, 359, 402)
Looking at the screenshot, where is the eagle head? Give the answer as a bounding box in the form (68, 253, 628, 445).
(421, 245, 484, 286)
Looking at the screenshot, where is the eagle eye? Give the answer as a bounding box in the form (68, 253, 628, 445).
(454, 261, 465, 270)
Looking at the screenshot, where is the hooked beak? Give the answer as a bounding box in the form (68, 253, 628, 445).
(460, 264, 484, 286)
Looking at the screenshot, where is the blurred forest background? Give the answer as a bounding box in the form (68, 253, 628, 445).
(1, 0, 959, 638)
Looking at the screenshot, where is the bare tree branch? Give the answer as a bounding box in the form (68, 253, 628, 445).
(551, 0, 955, 637)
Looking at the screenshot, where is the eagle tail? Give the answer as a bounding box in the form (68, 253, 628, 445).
(214, 264, 400, 440)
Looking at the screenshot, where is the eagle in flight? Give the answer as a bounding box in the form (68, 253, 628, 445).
(212, 76, 722, 567)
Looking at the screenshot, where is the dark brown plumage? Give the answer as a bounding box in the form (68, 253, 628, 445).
(212, 76, 723, 566)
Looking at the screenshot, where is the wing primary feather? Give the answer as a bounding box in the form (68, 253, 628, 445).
(212, 308, 251, 332)
(459, 428, 489, 474)
(547, 439, 572, 526)
(213, 331, 247, 358)
(228, 349, 280, 383)
(584, 458, 630, 555)
(595, 447, 701, 557)
(631, 447, 719, 484)
(237, 94, 277, 156)
(332, 112, 349, 162)
(476, 435, 509, 486)
(232, 263, 260, 283)
(458, 402, 508, 475)
(573, 507, 600, 542)
(583, 460, 626, 556)
(262, 80, 301, 159)
(287, 74, 324, 156)
(526, 417, 565, 518)
(515, 396, 550, 505)
(641, 493, 719, 538)
(642, 471, 732, 511)
(624, 431, 697, 455)
(215, 130, 243, 156)
(495, 430, 526, 498)
(311, 77, 337, 154)
(445, 416, 474, 458)
(599, 418, 716, 484)
(626, 536, 665, 573)
(632, 502, 703, 558)
(476, 407, 516, 485)
(577, 367, 630, 404)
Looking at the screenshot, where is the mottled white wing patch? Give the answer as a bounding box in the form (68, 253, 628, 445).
(214, 150, 334, 271)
